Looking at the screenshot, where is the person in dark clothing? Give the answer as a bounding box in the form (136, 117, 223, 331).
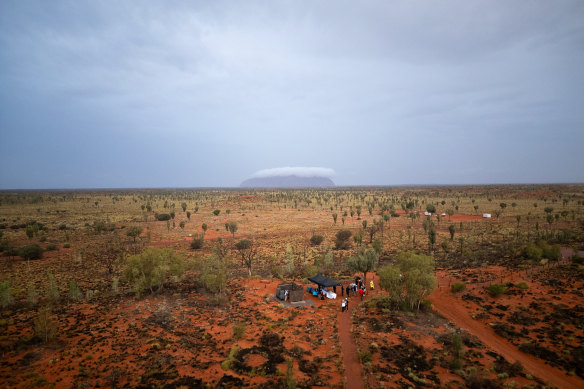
(341, 283, 344, 296)
(346, 285, 350, 297)
(333, 285, 337, 294)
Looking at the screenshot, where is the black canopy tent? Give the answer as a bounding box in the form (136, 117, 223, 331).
(308, 273, 341, 288)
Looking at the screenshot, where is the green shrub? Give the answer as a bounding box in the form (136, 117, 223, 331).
(63, 243, 70, 248)
(213, 209, 221, 216)
(155, 213, 171, 221)
(221, 345, 240, 370)
(451, 282, 466, 293)
(34, 306, 58, 343)
(488, 284, 507, 297)
(46, 244, 57, 251)
(310, 235, 324, 246)
(19, 244, 43, 260)
(199, 254, 226, 293)
(232, 323, 246, 340)
(122, 248, 186, 297)
(335, 230, 352, 250)
(47, 273, 60, 302)
(27, 283, 38, 306)
(359, 350, 372, 364)
(516, 282, 529, 290)
(0, 281, 14, 308)
(525, 244, 542, 260)
(190, 235, 204, 250)
(69, 280, 82, 301)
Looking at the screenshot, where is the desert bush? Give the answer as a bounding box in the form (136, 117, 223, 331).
(155, 213, 171, 221)
(199, 254, 226, 294)
(572, 255, 584, 265)
(46, 243, 57, 251)
(122, 248, 186, 297)
(221, 346, 240, 370)
(359, 350, 372, 364)
(0, 281, 14, 308)
(125, 226, 143, 242)
(373, 238, 383, 254)
(232, 323, 246, 340)
(335, 229, 352, 250)
(516, 282, 529, 290)
(310, 234, 324, 246)
(34, 306, 58, 343)
(19, 244, 43, 260)
(525, 243, 543, 260)
(283, 359, 296, 389)
(347, 248, 379, 285)
(27, 283, 38, 307)
(213, 209, 221, 216)
(111, 277, 119, 294)
(47, 273, 60, 303)
(539, 241, 560, 261)
(190, 234, 204, 250)
(378, 251, 435, 311)
(488, 284, 507, 297)
(63, 243, 70, 248)
(69, 280, 82, 301)
(451, 282, 466, 293)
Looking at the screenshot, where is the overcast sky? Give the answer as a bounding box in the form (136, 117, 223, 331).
(1, 1, 583, 189)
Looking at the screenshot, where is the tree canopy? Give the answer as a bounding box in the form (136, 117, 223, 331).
(122, 248, 186, 297)
(378, 251, 435, 311)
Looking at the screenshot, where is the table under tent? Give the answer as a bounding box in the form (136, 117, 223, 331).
(276, 283, 305, 303)
(307, 273, 341, 299)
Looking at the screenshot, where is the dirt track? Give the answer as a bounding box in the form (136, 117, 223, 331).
(431, 252, 583, 389)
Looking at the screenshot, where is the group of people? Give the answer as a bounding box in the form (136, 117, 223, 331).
(340, 277, 375, 312)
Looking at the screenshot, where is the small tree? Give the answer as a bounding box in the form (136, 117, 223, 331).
(335, 230, 352, 250)
(347, 248, 379, 285)
(310, 235, 324, 246)
(125, 226, 143, 242)
(372, 238, 383, 255)
(199, 254, 227, 294)
(234, 239, 258, 277)
(69, 280, 82, 301)
(0, 281, 14, 308)
(213, 209, 221, 216)
(332, 213, 338, 224)
(186, 211, 191, 220)
(202, 223, 208, 235)
(426, 204, 436, 214)
(122, 248, 186, 297)
(34, 306, 58, 342)
(379, 251, 435, 311)
(19, 244, 43, 260)
(47, 273, 60, 303)
(228, 221, 238, 237)
(191, 234, 204, 250)
(448, 224, 455, 240)
(181, 202, 187, 212)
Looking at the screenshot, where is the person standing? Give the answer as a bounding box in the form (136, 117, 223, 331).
(359, 287, 364, 301)
(341, 299, 346, 312)
(344, 298, 349, 312)
(370, 280, 374, 291)
(341, 283, 344, 297)
(345, 284, 350, 297)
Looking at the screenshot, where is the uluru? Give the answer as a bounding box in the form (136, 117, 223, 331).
(240, 167, 336, 188)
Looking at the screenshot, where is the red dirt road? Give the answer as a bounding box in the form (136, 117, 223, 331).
(431, 284, 582, 389)
(338, 275, 380, 389)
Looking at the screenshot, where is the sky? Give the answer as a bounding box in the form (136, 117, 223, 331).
(1, 1, 583, 189)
